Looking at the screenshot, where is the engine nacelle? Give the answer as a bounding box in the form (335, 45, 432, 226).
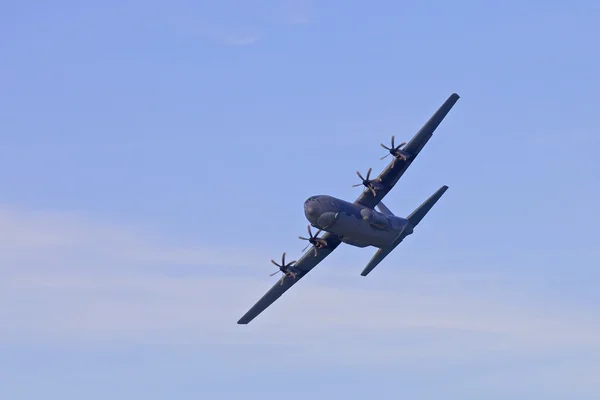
(360, 208, 390, 229)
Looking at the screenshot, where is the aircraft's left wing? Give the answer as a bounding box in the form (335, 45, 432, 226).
(354, 93, 460, 209)
(237, 233, 342, 324)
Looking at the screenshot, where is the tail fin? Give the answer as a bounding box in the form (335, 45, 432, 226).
(407, 185, 449, 227)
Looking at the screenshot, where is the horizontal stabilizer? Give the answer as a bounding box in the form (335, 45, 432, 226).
(361, 185, 449, 277)
(407, 185, 449, 227)
(361, 246, 397, 276)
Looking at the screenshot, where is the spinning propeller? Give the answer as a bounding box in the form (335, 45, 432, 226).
(269, 252, 298, 285)
(380, 135, 409, 166)
(298, 224, 328, 256)
(352, 168, 381, 196)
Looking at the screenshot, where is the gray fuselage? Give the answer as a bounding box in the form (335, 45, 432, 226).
(304, 195, 413, 249)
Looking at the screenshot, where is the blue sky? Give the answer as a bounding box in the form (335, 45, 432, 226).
(1, 0, 600, 398)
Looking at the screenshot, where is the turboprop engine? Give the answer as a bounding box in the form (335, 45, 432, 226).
(360, 208, 390, 229)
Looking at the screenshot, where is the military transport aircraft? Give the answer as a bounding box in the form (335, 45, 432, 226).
(237, 93, 460, 324)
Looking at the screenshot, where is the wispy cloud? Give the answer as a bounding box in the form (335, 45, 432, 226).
(1, 203, 599, 382)
(285, 0, 313, 24)
(0, 205, 262, 270)
(204, 30, 259, 46)
(168, 16, 259, 46)
(221, 35, 259, 46)
(164, 1, 314, 46)
(290, 16, 310, 25)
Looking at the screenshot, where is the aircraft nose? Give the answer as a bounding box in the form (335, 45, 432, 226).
(304, 198, 320, 221)
(305, 204, 316, 217)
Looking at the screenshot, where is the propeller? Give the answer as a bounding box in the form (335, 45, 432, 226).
(380, 135, 408, 165)
(269, 252, 298, 285)
(352, 168, 381, 196)
(298, 224, 328, 256)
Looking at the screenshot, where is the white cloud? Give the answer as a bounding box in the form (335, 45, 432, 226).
(221, 35, 259, 46)
(451, 358, 600, 395)
(165, 1, 314, 47)
(167, 16, 259, 46)
(1, 204, 599, 371)
(285, 0, 313, 24)
(0, 205, 260, 268)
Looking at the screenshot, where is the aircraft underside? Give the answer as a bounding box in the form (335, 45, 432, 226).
(304, 195, 411, 249)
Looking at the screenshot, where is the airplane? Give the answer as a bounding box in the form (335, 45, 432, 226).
(237, 92, 460, 324)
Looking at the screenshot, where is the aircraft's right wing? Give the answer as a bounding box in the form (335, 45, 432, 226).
(354, 93, 460, 209)
(237, 232, 342, 324)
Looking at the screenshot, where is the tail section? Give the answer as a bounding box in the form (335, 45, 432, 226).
(360, 185, 449, 276)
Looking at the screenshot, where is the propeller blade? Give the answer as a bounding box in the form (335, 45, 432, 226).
(270, 271, 279, 276)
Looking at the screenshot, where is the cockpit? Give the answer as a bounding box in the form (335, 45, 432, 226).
(304, 195, 320, 205)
